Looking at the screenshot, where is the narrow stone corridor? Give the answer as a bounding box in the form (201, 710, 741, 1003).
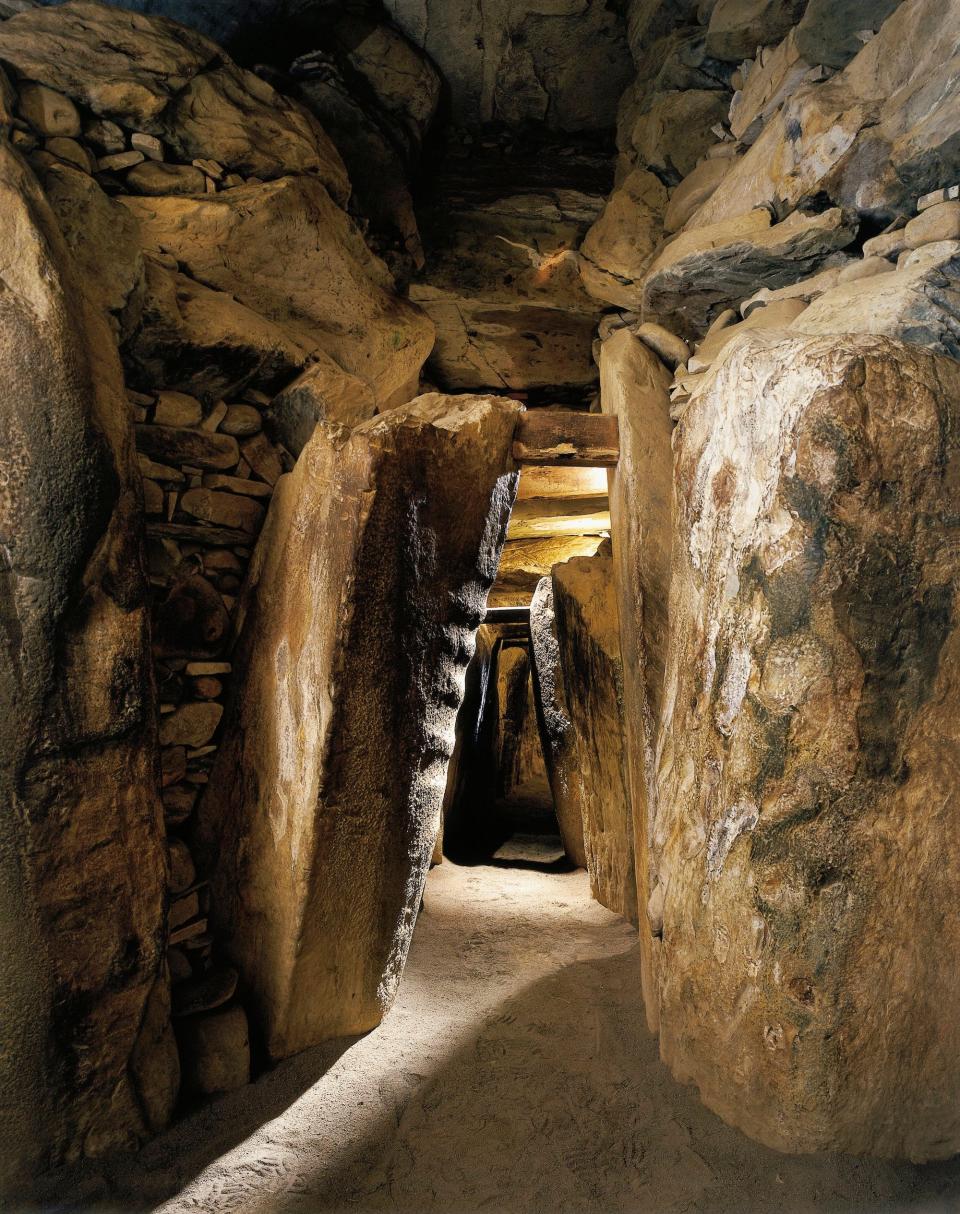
(64, 838, 960, 1214)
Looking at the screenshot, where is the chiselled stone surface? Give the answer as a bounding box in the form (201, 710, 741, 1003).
(656, 333, 960, 1159)
(121, 177, 434, 409)
(600, 329, 673, 1028)
(528, 577, 588, 870)
(0, 138, 171, 1191)
(196, 394, 520, 1059)
(551, 552, 636, 925)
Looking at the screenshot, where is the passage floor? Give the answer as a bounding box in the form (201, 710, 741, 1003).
(84, 838, 960, 1213)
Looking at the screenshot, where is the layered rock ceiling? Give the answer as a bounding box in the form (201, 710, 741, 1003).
(3, 0, 960, 1198)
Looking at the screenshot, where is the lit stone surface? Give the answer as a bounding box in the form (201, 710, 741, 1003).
(656, 333, 960, 1158)
(196, 394, 521, 1058)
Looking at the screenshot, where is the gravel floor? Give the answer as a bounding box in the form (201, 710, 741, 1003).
(46, 837, 960, 1214)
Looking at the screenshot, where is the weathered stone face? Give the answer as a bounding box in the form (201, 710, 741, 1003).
(119, 176, 435, 409)
(530, 555, 637, 922)
(383, 0, 634, 133)
(600, 330, 673, 1026)
(0, 0, 349, 194)
(641, 207, 858, 338)
(692, 0, 960, 228)
(494, 645, 549, 811)
(655, 333, 960, 1160)
(579, 168, 667, 311)
(196, 393, 520, 1059)
(551, 553, 636, 924)
(529, 577, 588, 869)
(0, 139, 171, 1190)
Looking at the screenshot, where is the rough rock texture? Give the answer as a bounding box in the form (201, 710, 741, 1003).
(623, 87, 730, 182)
(656, 332, 960, 1159)
(196, 394, 521, 1059)
(264, 354, 377, 457)
(413, 187, 603, 392)
(600, 329, 673, 1028)
(528, 579, 587, 869)
(642, 206, 857, 337)
(692, 0, 960, 227)
(120, 176, 434, 408)
(123, 259, 308, 404)
(0, 137, 170, 1191)
(493, 646, 551, 811)
(793, 0, 904, 70)
(791, 240, 960, 359)
(438, 625, 497, 859)
(579, 168, 667, 310)
(383, 0, 634, 132)
(491, 534, 608, 606)
(551, 553, 636, 925)
(705, 0, 807, 62)
(290, 12, 440, 269)
(0, 0, 349, 194)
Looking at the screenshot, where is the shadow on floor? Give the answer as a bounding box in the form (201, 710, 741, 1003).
(24, 1035, 364, 1214)
(75, 949, 960, 1214)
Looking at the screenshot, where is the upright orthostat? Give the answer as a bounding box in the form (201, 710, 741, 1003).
(197, 394, 521, 1059)
(0, 141, 172, 1191)
(655, 332, 960, 1160)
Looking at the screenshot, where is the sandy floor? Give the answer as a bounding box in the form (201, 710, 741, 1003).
(58, 837, 960, 1214)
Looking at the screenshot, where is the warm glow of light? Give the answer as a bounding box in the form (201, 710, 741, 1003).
(515, 466, 609, 501)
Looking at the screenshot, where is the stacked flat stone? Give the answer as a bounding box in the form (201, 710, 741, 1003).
(10, 77, 255, 196)
(134, 380, 292, 1095)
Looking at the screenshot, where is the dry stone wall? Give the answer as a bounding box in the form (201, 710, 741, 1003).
(0, 72, 172, 1193)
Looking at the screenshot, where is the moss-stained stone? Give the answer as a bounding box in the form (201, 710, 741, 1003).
(655, 332, 960, 1159)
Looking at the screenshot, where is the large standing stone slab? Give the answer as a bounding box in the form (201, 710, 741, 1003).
(600, 329, 673, 1028)
(196, 393, 520, 1059)
(529, 577, 588, 869)
(0, 140, 171, 1193)
(551, 553, 636, 925)
(656, 332, 960, 1159)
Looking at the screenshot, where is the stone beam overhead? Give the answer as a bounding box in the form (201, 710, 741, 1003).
(512, 411, 620, 467)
